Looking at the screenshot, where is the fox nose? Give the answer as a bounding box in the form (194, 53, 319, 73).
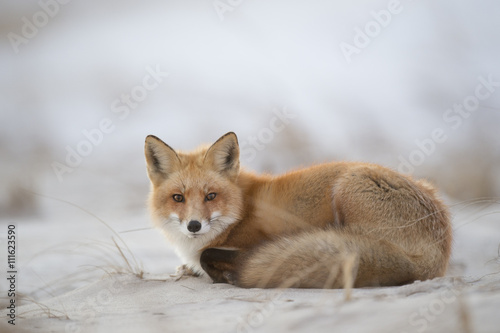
(187, 220, 202, 233)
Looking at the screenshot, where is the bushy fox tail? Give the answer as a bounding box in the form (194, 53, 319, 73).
(201, 226, 448, 289)
(234, 229, 420, 289)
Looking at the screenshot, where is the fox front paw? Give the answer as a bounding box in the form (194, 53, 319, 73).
(170, 264, 198, 281)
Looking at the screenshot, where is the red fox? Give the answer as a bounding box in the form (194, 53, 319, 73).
(145, 132, 452, 288)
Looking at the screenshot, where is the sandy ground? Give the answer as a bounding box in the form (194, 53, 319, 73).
(1, 200, 499, 333)
(3, 274, 500, 333)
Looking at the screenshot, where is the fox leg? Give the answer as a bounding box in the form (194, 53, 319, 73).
(200, 248, 240, 284)
(170, 264, 199, 281)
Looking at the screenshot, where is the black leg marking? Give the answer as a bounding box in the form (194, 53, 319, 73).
(200, 248, 240, 284)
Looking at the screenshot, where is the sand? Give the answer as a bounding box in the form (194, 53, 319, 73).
(2, 272, 499, 333)
(1, 202, 499, 333)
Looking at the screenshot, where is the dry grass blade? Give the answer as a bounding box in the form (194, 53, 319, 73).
(342, 254, 357, 301)
(112, 236, 135, 275)
(457, 296, 472, 333)
(119, 227, 153, 234)
(26, 189, 142, 272)
(17, 295, 69, 320)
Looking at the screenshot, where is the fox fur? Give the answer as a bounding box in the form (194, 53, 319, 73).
(145, 132, 452, 289)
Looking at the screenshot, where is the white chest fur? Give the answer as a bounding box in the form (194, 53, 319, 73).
(171, 236, 206, 275)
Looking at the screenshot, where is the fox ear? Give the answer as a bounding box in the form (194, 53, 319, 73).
(205, 132, 240, 179)
(144, 135, 181, 185)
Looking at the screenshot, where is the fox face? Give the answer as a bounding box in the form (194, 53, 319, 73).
(145, 133, 244, 270)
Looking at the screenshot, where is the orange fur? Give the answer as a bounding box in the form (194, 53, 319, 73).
(145, 132, 452, 288)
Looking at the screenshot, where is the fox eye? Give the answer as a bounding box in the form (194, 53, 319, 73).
(205, 193, 216, 202)
(172, 194, 184, 203)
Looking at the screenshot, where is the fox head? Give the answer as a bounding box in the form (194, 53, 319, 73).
(145, 132, 244, 246)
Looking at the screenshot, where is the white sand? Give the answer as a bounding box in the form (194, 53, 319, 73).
(1, 203, 499, 333)
(3, 271, 499, 333)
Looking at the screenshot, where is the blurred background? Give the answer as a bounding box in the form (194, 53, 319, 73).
(0, 0, 499, 300)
